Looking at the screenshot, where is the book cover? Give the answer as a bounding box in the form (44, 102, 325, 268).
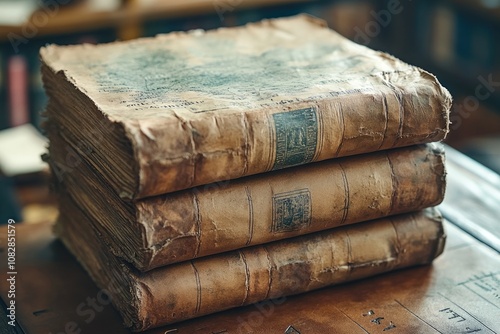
(56, 199, 446, 331)
(48, 131, 446, 271)
(41, 15, 451, 199)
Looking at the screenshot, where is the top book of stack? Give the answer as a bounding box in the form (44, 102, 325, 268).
(41, 15, 451, 200)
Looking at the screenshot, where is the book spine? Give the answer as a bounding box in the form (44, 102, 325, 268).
(0, 43, 6, 130)
(48, 135, 445, 271)
(137, 143, 445, 270)
(57, 207, 445, 331)
(7, 55, 29, 127)
(130, 70, 450, 198)
(430, 3, 455, 66)
(39, 17, 452, 200)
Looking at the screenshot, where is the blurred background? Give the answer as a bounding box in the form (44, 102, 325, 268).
(0, 0, 499, 224)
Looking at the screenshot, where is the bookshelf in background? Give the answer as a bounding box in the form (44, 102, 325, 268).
(371, 0, 500, 173)
(376, 0, 500, 114)
(0, 27, 117, 130)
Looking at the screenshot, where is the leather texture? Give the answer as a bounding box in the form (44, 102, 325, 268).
(55, 204, 445, 331)
(48, 132, 446, 271)
(40, 15, 451, 199)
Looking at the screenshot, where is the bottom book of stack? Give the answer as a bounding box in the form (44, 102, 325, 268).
(56, 197, 446, 332)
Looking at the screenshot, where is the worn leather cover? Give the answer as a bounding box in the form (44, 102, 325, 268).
(55, 200, 445, 332)
(2, 148, 499, 334)
(40, 14, 451, 199)
(49, 135, 446, 271)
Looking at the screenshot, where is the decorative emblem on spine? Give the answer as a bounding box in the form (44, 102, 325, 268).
(272, 189, 311, 232)
(272, 107, 318, 170)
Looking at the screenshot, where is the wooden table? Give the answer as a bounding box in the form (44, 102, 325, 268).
(1, 146, 499, 334)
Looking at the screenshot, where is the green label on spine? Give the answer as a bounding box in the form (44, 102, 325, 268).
(272, 189, 311, 232)
(272, 107, 318, 170)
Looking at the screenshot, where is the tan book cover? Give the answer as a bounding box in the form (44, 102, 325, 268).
(56, 200, 445, 332)
(41, 15, 451, 199)
(49, 128, 446, 271)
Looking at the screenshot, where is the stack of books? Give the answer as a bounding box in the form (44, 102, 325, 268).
(42, 15, 451, 332)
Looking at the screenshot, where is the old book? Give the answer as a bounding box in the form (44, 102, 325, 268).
(48, 125, 446, 271)
(4, 219, 500, 334)
(41, 14, 451, 200)
(56, 198, 446, 332)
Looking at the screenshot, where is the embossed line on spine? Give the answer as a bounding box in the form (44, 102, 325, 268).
(191, 192, 202, 257)
(388, 216, 403, 267)
(242, 113, 251, 175)
(263, 245, 273, 300)
(385, 152, 398, 214)
(239, 251, 251, 306)
(245, 186, 254, 246)
(265, 112, 276, 172)
(377, 92, 390, 150)
(171, 112, 197, 188)
(339, 163, 350, 224)
(386, 83, 405, 148)
(345, 230, 353, 277)
(313, 104, 324, 162)
(190, 261, 202, 314)
(334, 103, 346, 158)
